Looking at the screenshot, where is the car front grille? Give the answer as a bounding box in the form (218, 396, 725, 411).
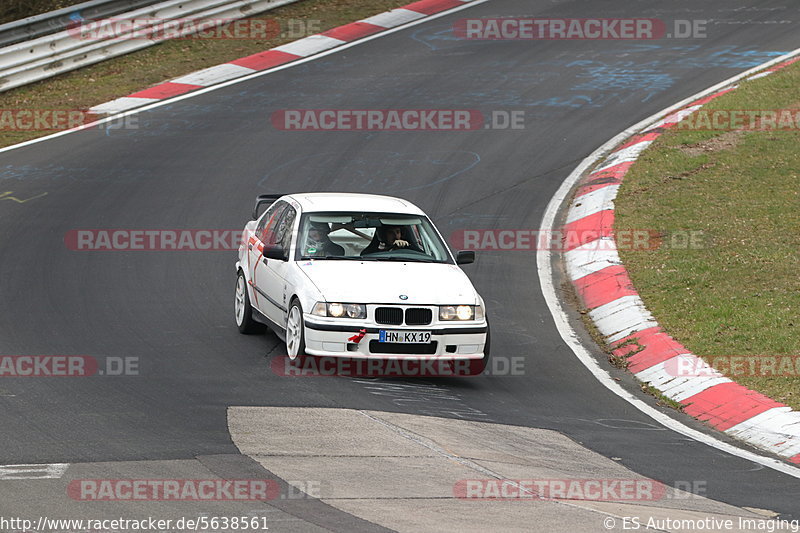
(375, 307, 403, 325)
(368, 340, 438, 355)
(404, 308, 432, 325)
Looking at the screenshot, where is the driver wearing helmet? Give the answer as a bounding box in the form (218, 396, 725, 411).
(304, 221, 345, 257)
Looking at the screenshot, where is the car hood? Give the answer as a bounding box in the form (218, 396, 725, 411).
(297, 260, 478, 305)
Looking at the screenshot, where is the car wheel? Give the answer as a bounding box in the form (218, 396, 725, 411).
(286, 299, 306, 360)
(235, 271, 264, 334)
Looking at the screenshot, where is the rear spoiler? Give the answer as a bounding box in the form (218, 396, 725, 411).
(253, 194, 284, 220)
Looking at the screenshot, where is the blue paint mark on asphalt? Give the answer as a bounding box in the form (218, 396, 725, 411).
(0, 163, 154, 183)
(572, 65, 674, 102)
(72, 42, 792, 139)
(529, 46, 788, 107)
(672, 46, 789, 69)
(411, 25, 463, 51)
(0, 164, 84, 182)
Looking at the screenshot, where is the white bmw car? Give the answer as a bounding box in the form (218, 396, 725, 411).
(234, 193, 490, 374)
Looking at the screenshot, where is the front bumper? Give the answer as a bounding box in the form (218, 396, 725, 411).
(303, 318, 488, 359)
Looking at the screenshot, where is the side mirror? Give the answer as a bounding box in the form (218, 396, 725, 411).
(456, 250, 475, 265)
(263, 246, 287, 261)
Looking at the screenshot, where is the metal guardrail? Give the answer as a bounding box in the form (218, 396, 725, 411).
(0, 0, 301, 93)
(0, 0, 164, 49)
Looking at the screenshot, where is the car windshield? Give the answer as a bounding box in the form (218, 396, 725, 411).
(296, 212, 452, 263)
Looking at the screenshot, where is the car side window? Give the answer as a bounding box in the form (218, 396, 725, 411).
(275, 206, 297, 253)
(256, 202, 287, 245)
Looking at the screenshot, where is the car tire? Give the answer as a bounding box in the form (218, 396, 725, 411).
(235, 271, 265, 334)
(286, 298, 306, 361)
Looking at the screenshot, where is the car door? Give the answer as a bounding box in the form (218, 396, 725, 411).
(247, 201, 286, 318)
(258, 204, 297, 325)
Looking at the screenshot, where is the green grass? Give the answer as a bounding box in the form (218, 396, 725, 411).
(615, 61, 800, 409)
(641, 383, 685, 411)
(0, 0, 80, 25)
(0, 0, 406, 148)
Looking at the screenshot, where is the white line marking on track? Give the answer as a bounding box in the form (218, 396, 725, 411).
(0, 463, 68, 479)
(538, 46, 800, 479)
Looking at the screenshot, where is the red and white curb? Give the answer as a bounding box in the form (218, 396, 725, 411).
(564, 56, 800, 465)
(90, 0, 477, 115)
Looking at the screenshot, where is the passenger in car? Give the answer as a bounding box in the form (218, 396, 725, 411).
(305, 222, 345, 257)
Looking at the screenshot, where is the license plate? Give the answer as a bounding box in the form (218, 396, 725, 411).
(379, 330, 432, 344)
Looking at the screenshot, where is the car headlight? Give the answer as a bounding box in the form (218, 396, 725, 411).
(312, 302, 366, 319)
(439, 305, 476, 321)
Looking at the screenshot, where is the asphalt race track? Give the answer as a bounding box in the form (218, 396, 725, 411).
(0, 0, 798, 524)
